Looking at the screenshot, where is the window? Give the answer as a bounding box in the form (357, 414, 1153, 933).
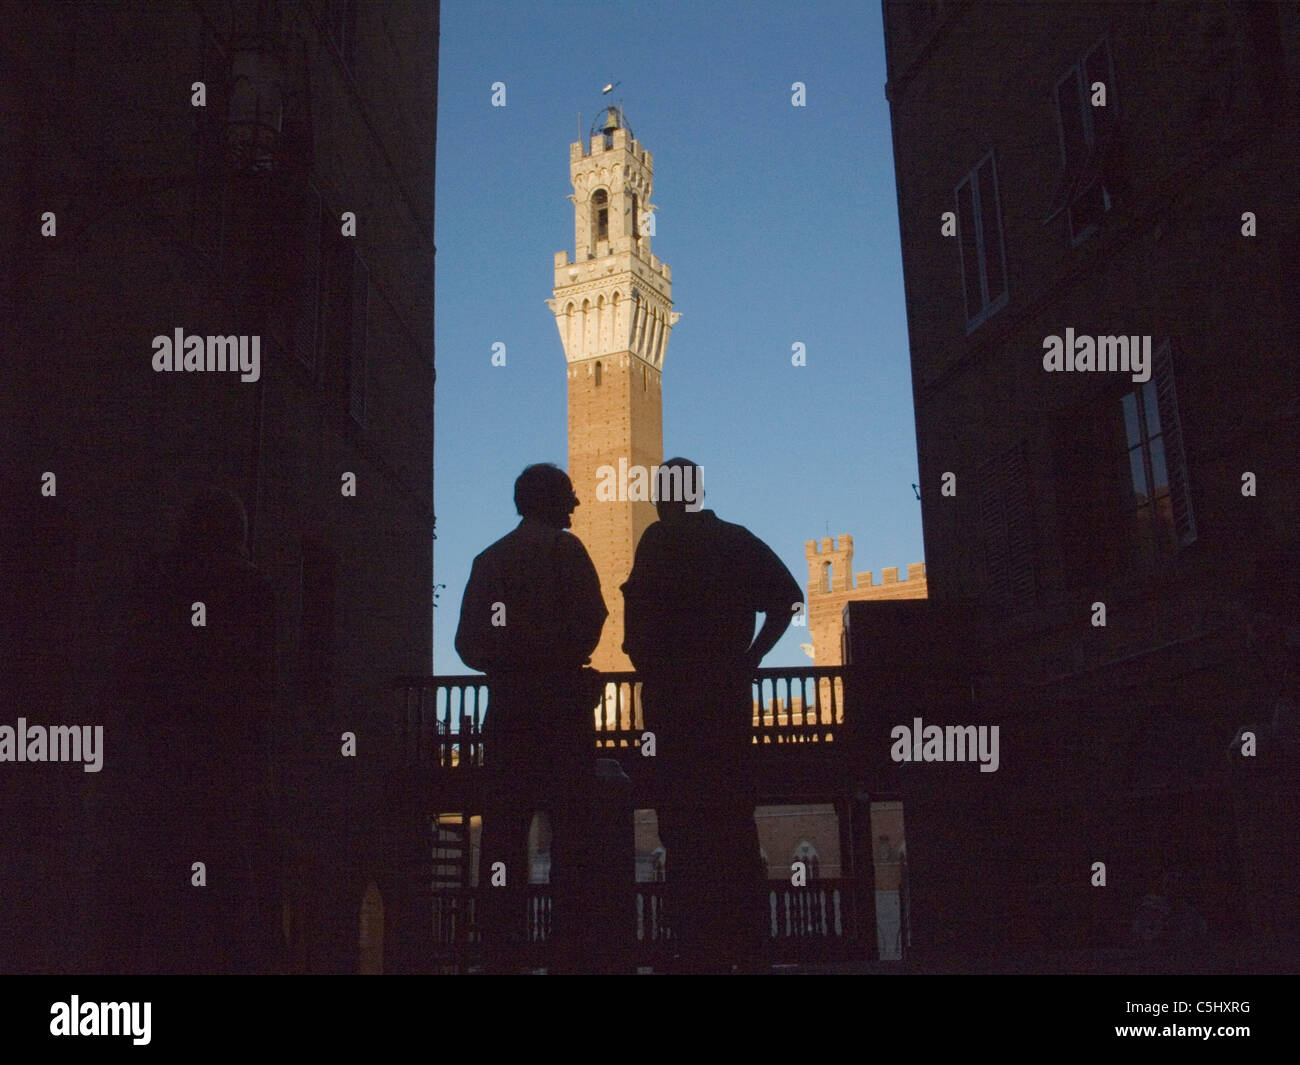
(631, 192, 640, 240)
(592, 189, 608, 244)
(594, 360, 602, 387)
(1120, 341, 1195, 559)
(955, 151, 1007, 331)
(1048, 37, 1119, 244)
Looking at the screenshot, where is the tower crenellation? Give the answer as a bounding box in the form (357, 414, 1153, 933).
(803, 534, 927, 665)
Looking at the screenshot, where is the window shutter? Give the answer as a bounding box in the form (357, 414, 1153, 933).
(978, 444, 1038, 602)
(956, 176, 981, 323)
(978, 155, 1006, 307)
(1152, 340, 1196, 547)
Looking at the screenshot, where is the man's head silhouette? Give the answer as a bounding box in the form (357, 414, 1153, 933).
(655, 458, 704, 523)
(515, 464, 581, 529)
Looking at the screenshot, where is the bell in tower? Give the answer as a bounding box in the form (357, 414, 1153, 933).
(591, 105, 629, 149)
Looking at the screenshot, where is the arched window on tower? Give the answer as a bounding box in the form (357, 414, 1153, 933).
(594, 360, 602, 387)
(824, 561, 833, 593)
(592, 189, 609, 244)
(632, 192, 640, 240)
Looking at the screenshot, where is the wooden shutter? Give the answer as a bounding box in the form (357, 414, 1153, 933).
(977, 154, 1006, 307)
(977, 443, 1037, 603)
(1152, 339, 1196, 547)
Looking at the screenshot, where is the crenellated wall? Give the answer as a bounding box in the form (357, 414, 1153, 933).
(803, 535, 928, 665)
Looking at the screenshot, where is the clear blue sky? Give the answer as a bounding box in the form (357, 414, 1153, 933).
(433, 0, 922, 673)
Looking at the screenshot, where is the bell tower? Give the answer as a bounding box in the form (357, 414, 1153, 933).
(548, 105, 680, 671)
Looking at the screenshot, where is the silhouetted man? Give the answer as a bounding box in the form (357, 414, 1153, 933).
(455, 464, 607, 972)
(107, 485, 279, 973)
(622, 458, 801, 972)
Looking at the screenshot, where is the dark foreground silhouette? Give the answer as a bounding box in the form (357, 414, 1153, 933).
(103, 486, 280, 974)
(455, 463, 607, 972)
(623, 457, 802, 973)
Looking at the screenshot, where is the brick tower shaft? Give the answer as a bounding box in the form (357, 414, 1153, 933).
(548, 106, 679, 671)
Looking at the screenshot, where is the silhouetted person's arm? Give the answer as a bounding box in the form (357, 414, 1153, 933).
(741, 532, 802, 671)
(455, 554, 500, 674)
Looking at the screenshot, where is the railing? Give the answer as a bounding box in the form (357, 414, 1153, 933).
(390, 666, 863, 969)
(392, 665, 848, 765)
(426, 880, 855, 968)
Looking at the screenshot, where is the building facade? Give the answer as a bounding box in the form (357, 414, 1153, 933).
(878, 0, 1299, 962)
(1, 0, 438, 973)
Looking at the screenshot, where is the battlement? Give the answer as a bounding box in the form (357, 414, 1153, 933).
(851, 562, 927, 589)
(805, 534, 854, 593)
(806, 535, 854, 559)
(571, 127, 654, 169)
(801, 536, 927, 665)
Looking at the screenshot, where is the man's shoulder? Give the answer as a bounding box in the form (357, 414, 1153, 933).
(693, 511, 765, 550)
(472, 522, 533, 561)
(474, 521, 593, 565)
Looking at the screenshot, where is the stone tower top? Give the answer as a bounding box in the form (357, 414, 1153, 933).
(548, 106, 679, 369)
(562, 106, 659, 267)
(806, 535, 855, 594)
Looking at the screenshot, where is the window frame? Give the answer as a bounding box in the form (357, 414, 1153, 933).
(955, 149, 1009, 334)
(1118, 339, 1196, 558)
(1051, 34, 1119, 246)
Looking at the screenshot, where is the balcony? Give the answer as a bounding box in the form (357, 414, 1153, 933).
(388, 665, 888, 972)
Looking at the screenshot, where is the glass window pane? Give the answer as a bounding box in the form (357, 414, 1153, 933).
(1128, 445, 1148, 504)
(957, 179, 982, 320)
(1122, 391, 1141, 447)
(1142, 379, 1162, 436)
(978, 161, 1006, 306)
(1149, 434, 1169, 493)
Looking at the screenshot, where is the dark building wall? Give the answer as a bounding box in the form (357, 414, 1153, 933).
(879, 0, 1298, 963)
(0, 0, 437, 973)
